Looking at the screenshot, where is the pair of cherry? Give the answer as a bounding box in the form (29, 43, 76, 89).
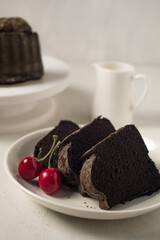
(18, 135, 61, 195)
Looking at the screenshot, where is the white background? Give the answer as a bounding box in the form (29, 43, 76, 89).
(1, 1, 160, 240)
(0, 0, 160, 125)
(0, 0, 159, 64)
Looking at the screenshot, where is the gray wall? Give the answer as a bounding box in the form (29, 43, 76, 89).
(0, 0, 159, 64)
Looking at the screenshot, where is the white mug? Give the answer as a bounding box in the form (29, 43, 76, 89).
(92, 61, 150, 128)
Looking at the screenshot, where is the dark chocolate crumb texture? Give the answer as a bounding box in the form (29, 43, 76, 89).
(79, 125, 160, 210)
(34, 120, 79, 169)
(57, 116, 115, 186)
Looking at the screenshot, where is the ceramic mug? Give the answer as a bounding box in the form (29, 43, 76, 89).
(92, 61, 150, 128)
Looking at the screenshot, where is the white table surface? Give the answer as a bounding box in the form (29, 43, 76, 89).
(1, 63, 160, 240)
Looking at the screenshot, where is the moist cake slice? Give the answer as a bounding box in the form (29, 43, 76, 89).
(79, 125, 160, 210)
(34, 120, 79, 169)
(57, 116, 115, 186)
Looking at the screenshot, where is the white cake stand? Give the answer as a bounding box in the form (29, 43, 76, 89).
(0, 56, 70, 134)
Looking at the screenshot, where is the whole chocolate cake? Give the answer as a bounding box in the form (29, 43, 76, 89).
(79, 125, 160, 210)
(34, 120, 79, 169)
(57, 116, 115, 186)
(0, 17, 43, 84)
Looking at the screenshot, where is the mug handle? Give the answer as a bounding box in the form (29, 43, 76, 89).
(131, 74, 150, 110)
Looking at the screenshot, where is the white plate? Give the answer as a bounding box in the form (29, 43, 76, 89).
(0, 55, 70, 105)
(4, 128, 160, 220)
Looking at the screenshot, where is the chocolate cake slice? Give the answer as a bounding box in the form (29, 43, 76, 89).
(57, 116, 115, 186)
(79, 125, 160, 210)
(34, 120, 79, 169)
(0, 17, 43, 84)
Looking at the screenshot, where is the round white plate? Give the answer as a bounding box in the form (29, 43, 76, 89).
(0, 55, 70, 105)
(4, 128, 160, 220)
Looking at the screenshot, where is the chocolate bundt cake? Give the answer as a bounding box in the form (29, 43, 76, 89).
(57, 116, 115, 186)
(0, 17, 43, 84)
(34, 120, 79, 169)
(79, 125, 160, 210)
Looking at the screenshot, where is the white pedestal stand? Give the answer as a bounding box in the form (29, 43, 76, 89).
(0, 56, 70, 133)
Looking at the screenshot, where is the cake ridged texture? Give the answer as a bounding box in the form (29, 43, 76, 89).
(0, 17, 43, 84)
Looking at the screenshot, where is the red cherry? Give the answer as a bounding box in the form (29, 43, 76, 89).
(39, 168, 61, 194)
(18, 156, 44, 179)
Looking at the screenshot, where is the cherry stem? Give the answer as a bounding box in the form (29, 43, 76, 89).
(48, 140, 61, 168)
(38, 135, 58, 163)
